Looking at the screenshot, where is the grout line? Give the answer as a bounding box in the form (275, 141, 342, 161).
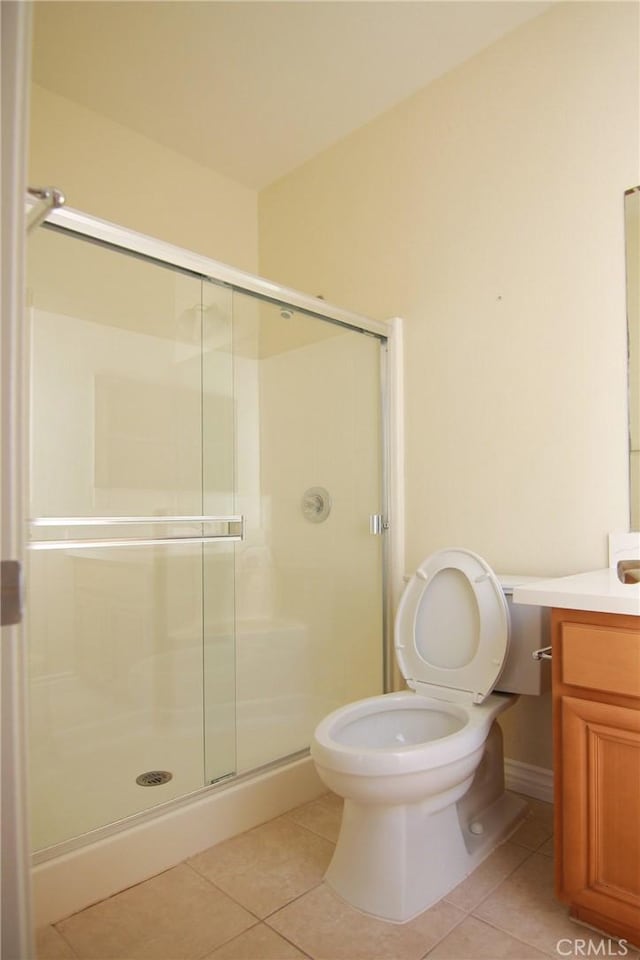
(265, 921, 315, 959)
(262, 878, 326, 923)
(282, 824, 339, 846)
(466, 852, 565, 959)
(49, 923, 82, 959)
(184, 846, 331, 933)
(510, 836, 554, 854)
(468, 912, 560, 959)
(192, 919, 264, 960)
(261, 883, 329, 959)
(509, 840, 555, 863)
(417, 903, 469, 960)
(182, 859, 265, 922)
(282, 813, 340, 846)
(442, 844, 538, 916)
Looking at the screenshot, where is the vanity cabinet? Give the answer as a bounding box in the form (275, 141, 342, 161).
(553, 608, 640, 945)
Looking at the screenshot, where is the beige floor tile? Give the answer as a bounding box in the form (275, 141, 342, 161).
(510, 801, 554, 852)
(426, 915, 550, 959)
(36, 925, 77, 959)
(474, 853, 623, 957)
(188, 816, 334, 918)
(517, 797, 554, 828)
(286, 792, 343, 844)
(267, 882, 465, 960)
(537, 836, 554, 858)
(57, 863, 256, 960)
(444, 842, 532, 912)
(203, 923, 309, 959)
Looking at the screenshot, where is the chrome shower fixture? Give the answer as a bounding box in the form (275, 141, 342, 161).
(26, 186, 65, 233)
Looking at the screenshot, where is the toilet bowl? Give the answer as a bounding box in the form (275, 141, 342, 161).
(311, 548, 545, 923)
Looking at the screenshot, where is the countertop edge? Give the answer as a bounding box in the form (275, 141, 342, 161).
(513, 569, 640, 618)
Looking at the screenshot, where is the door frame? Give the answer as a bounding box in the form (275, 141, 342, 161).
(1, 2, 35, 957)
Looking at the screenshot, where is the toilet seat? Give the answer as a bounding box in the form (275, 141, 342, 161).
(395, 548, 509, 704)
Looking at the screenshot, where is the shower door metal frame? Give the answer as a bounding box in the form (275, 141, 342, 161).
(38, 205, 390, 337)
(2, 3, 35, 957)
(34, 201, 404, 676)
(25, 204, 405, 847)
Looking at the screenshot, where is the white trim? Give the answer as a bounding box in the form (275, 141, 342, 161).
(37, 204, 389, 339)
(504, 758, 554, 804)
(387, 317, 406, 614)
(1, 3, 35, 956)
(382, 317, 405, 692)
(32, 756, 325, 926)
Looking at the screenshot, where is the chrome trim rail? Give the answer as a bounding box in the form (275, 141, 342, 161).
(28, 515, 244, 550)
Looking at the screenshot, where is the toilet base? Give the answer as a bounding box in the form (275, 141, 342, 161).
(325, 788, 528, 923)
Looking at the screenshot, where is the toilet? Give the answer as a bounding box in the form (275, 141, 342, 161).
(311, 547, 547, 923)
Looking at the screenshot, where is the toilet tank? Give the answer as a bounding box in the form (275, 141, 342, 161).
(496, 575, 550, 696)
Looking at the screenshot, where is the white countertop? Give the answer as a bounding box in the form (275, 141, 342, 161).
(513, 568, 640, 617)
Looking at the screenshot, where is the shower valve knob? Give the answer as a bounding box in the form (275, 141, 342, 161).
(301, 487, 331, 523)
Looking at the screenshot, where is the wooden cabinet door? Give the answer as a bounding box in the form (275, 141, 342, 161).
(561, 695, 640, 936)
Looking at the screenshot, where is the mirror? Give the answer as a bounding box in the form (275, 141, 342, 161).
(627, 186, 640, 529)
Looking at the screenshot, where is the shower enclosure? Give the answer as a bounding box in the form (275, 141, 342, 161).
(26, 210, 390, 857)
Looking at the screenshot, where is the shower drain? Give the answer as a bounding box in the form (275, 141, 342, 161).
(136, 770, 173, 787)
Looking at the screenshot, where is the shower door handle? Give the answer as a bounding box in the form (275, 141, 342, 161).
(1, 560, 24, 625)
(28, 516, 244, 550)
(369, 514, 388, 535)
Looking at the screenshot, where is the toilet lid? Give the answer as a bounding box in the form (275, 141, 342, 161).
(395, 548, 510, 704)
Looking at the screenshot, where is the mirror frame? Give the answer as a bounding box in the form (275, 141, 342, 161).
(626, 185, 640, 530)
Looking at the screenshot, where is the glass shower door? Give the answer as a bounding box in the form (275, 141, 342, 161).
(227, 289, 385, 774)
(26, 219, 387, 853)
(26, 228, 236, 850)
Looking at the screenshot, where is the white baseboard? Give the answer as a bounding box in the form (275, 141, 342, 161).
(504, 758, 554, 804)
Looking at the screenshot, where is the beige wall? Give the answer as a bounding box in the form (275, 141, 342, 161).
(260, 2, 638, 575)
(29, 84, 258, 272)
(258, 2, 639, 768)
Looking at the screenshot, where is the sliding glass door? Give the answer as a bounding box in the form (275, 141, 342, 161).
(229, 290, 384, 773)
(26, 221, 386, 855)
(27, 228, 237, 850)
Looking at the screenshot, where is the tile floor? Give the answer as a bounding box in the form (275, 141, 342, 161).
(35, 793, 635, 960)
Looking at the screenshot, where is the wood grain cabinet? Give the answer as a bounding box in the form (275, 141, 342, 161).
(552, 608, 640, 946)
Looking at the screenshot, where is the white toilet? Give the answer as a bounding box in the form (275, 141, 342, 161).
(311, 547, 547, 923)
